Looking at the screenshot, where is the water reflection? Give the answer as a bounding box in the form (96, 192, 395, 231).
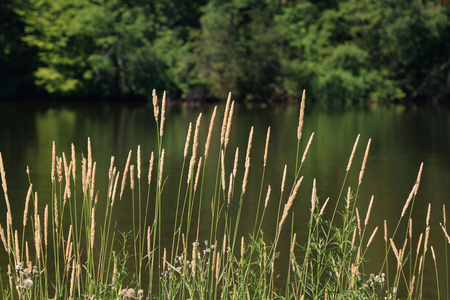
(0, 101, 449, 299)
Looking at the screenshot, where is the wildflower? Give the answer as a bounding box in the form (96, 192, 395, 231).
(127, 288, 137, 298)
(204, 240, 208, 245)
(192, 241, 198, 246)
(23, 278, 33, 289)
(22, 268, 31, 276)
(138, 289, 144, 297)
(118, 289, 126, 296)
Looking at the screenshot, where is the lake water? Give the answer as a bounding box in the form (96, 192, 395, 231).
(0, 100, 449, 299)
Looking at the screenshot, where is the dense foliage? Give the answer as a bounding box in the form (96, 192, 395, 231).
(1, 0, 449, 102)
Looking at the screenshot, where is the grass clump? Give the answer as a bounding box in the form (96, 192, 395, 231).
(0, 89, 448, 299)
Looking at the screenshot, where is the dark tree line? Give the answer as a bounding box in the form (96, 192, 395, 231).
(1, 0, 449, 103)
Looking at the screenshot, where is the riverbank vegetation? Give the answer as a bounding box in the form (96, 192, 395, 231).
(0, 90, 449, 299)
(1, 0, 449, 102)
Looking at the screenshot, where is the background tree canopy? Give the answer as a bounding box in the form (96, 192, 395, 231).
(1, 0, 449, 103)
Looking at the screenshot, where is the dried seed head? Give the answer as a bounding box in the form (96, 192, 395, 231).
(152, 89, 159, 123)
(311, 179, 317, 214)
(281, 165, 287, 194)
(109, 156, 115, 180)
(148, 152, 154, 185)
(416, 233, 423, 257)
(192, 113, 202, 161)
(130, 165, 135, 190)
(215, 252, 221, 280)
(194, 157, 202, 193)
(111, 172, 120, 207)
(221, 93, 231, 145)
(431, 245, 437, 263)
(384, 220, 388, 242)
(90, 205, 96, 248)
(424, 226, 430, 255)
(224, 101, 235, 149)
(71, 143, 76, 183)
(187, 156, 195, 185)
(120, 150, 132, 200)
(23, 184, 33, 227)
(410, 276, 416, 296)
(54, 194, 59, 227)
(426, 203, 431, 227)
(44, 205, 48, 247)
(297, 89, 306, 141)
(240, 236, 245, 263)
(222, 234, 227, 255)
(227, 173, 233, 206)
(232, 147, 239, 178)
(57, 156, 63, 183)
(279, 177, 304, 230)
(90, 162, 96, 200)
(356, 208, 361, 237)
(358, 138, 371, 186)
(204, 106, 217, 159)
(364, 195, 374, 226)
(35, 215, 41, 259)
(401, 188, 415, 218)
(159, 149, 165, 188)
(14, 230, 19, 263)
(51, 142, 56, 182)
(439, 223, 450, 244)
(191, 241, 197, 275)
(263, 127, 270, 167)
(390, 238, 400, 262)
(221, 150, 226, 191)
(264, 185, 272, 209)
(126, 288, 136, 298)
(184, 122, 192, 158)
(346, 134, 360, 172)
(70, 260, 76, 297)
(0, 224, 8, 252)
(160, 91, 166, 137)
(137, 145, 141, 180)
(245, 127, 254, 162)
(241, 156, 250, 195)
(413, 162, 423, 196)
(23, 278, 33, 289)
(409, 218, 413, 239)
(163, 248, 167, 271)
(443, 204, 447, 227)
(366, 226, 378, 248)
(319, 197, 330, 217)
(301, 132, 314, 164)
(418, 255, 423, 275)
(346, 186, 351, 210)
(81, 156, 87, 194)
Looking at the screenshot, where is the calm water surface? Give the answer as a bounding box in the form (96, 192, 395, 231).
(0, 100, 449, 299)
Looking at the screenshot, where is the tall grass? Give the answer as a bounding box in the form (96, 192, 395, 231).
(0, 90, 448, 299)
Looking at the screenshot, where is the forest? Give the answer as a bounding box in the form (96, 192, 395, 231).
(1, 0, 449, 103)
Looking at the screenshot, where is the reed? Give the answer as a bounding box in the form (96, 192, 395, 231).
(0, 90, 447, 300)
